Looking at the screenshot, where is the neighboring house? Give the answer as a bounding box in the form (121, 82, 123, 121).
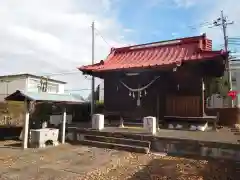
(207, 60, 240, 108)
(0, 73, 66, 101)
(230, 59, 240, 106)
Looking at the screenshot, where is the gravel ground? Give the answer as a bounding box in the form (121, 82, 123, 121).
(84, 153, 239, 180)
(0, 142, 239, 180)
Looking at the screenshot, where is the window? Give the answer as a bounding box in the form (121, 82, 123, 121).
(28, 79, 40, 92)
(47, 83, 59, 93)
(28, 78, 59, 93)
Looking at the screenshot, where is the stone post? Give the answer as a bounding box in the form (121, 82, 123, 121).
(143, 116, 157, 135)
(92, 114, 104, 130)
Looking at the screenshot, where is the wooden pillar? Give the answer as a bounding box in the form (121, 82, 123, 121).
(22, 100, 30, 149)
(119, 116, 124, 128)
(61, 106, 66, 144)
(156, 93, 160, 130)
(200, 78, 205, 116)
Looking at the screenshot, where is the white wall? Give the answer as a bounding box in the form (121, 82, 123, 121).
(0, 76, 65, 101)
(27, 78, 40, 92)
(0, 77, 27, 101)
(58, 84, 65, 94)
(27, 77, 65, 94)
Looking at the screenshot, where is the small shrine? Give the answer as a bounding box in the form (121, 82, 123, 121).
(79, 34, 227, 125)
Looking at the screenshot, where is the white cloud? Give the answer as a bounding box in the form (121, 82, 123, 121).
(123, 28, 135, 33)
(171, 32, 179, 38)
(148, 0, 197, 8)
(173, 0, 197, 8)
(0, 0, 133, 98)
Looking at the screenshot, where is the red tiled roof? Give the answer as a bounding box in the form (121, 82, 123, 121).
(78, 34, 226, 73)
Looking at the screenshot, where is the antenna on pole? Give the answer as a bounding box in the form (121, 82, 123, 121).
(39, 76, 48, 92)
(91, 21, 95, 117)
(45, 76, 49, 92)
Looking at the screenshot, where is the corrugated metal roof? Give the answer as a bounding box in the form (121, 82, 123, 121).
(5, 90, 85, 104)
(78, 34, 226, 73)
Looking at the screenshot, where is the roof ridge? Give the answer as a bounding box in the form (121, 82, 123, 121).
(78, 34, 227, 74)
(112, 34, 207, 52)
(200, 49, 226, 54)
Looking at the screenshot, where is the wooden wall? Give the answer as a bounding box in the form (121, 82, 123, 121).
(104, 68, 203, 120)
(206, 108, 240, 126)
(166, 96, 201, 117)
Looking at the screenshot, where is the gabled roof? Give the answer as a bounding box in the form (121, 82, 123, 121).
(5, 90, 85, 104)
(0, 73, 66, 84)
(78, 34, 227, 73)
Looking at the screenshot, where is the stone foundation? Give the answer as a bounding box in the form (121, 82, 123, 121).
(66, 128, 240, 161)
(152, 138, 240, 161)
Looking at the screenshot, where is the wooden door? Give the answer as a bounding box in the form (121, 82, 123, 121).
(166, 95, 201, 117)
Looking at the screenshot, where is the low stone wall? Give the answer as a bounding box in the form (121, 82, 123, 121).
(152, 137, 240, 161)
(206, 108, 240, 126)
(66, 128, 240, 161)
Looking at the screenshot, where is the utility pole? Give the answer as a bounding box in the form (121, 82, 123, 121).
(91, 21, 95, 117)
(212, 10, 234, 107)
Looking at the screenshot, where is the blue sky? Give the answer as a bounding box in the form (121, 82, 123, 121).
(0, 0, 239, 97)
(116, 0, 202, 43)
(111, 0, 239, 51)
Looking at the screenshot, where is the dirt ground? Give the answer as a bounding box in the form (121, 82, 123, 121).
(0, 141, 239, 180)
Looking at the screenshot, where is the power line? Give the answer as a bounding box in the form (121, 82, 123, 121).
(37, 71, 81, 76)
(188, 21, 213, 30)
(228, 38, 240, 44)
(2, 24, 111, 80)
(229, 43, 240, 46)
(33, 71, 93, 81)
(94, 27, 112, 48)
(39, 28, 112, 78)
(36, 31, 111, 78)
(65, 88, 104, 91)
(228, 37, 240, 40)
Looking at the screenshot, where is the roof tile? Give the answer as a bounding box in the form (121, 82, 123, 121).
(79, 35, 226, 72)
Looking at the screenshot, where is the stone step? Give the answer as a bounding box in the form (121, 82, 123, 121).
(231, 129, 240, 133)
(84, 135, 151, 148)
(68, 128, 152, 141)
(79, 139, 150, 154)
